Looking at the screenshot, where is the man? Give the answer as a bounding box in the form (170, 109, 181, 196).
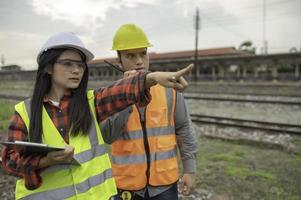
(101, 24, 198, 200)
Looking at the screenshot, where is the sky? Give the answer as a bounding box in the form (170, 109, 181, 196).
(0, 0, 300, 70)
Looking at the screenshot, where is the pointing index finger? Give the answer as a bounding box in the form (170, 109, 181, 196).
(174, 64, 194, 79)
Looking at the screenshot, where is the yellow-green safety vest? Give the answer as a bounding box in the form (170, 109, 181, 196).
(14, 90, 117, 200)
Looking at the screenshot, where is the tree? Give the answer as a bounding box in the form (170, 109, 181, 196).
(238, 41, 256, 54)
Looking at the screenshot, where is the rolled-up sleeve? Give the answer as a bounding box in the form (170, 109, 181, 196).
(1, 112, 43, 190)
(100, 107, 132, 144)
(94, 71, 151, 122)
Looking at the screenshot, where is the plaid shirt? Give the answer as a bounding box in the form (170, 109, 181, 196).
(1, 72, 151, 190)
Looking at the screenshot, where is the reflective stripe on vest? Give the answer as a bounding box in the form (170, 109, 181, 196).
(19, 168, 113, 200)
(14, 90, 117, 200)
(111, 85, 179, 190)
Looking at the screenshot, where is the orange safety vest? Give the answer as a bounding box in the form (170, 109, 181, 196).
(111, 85, 179, 190)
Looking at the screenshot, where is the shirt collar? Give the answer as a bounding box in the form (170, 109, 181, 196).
(43, 90, 72, 103)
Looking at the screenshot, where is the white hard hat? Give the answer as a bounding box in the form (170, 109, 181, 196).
(37, 32, 94, 63)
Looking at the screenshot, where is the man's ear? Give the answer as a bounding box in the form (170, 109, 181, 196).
(115, 57, 124, 71)
(118, 63, 124, 71)
(117, 51, 122, 63)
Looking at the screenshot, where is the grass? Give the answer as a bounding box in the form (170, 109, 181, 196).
(0, 80, 34, 90)
(195, 136, 301, 200)
(0, 100, 15, 134)
(225, 166, 276, 181)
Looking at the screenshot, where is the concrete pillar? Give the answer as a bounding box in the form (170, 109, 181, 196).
(239, 65, 247, 82)
(218, 65, 224, 80)
(164, 65, 168, 72)
(254, 67, 258, 78)
(114, 71, 118, 80)
(271, 66, 278, 82)
(236, 65, 241, 79)
(211, 66, 216, 80)
(195, 64, 200, 79)
(242, 65, 247, 78)
(295, 64, 300, 79)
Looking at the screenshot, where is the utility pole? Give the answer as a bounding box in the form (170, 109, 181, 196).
(262, 0, 268, 54)
(194, 7, 200, 80)
(1, 54, 5, 66)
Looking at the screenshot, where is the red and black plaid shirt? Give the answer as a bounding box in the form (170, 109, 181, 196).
(1, 72, 151, 190)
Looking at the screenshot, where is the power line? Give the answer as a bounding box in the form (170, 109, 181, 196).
(194, 7, 200, 80)
(263, 0, 268, 54)
(1, 54, 5, 66)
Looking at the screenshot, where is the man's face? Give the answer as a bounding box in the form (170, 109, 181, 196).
(119, 48, 149, 71)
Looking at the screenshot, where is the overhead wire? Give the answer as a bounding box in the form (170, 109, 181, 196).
(2, 0, 301, 61)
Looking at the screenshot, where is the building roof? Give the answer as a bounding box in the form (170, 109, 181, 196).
(1, 64, 22, 71)
(89, 46, 250, 65)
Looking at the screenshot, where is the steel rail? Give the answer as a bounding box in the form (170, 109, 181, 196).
(191, 114, 301, 134)
(185, 95, 301, 106)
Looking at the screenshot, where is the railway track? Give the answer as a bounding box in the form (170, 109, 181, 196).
(1, 93, 301, 106)
(0, 94, 28, 101)
(186, 90, 301, 98)
(191, 114, 301, 135)
(184, 94, 301, 106)
(1, 94, 300, 135)
(0, 134, 2, 165)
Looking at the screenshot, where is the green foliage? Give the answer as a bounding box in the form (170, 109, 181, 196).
(238, 40, 256, 54)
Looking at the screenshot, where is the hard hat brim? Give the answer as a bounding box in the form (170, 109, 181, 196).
(112, 44, 152, 51)
(37, 44, 94, 63)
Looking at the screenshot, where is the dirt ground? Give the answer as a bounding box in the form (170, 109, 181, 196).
(195, 135, 301, 200)
(1, 82, 301, 200)
(0, 169, 17, 200)
(1, 134, 301, 200)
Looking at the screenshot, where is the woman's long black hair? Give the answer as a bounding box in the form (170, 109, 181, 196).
(29, 48, 92, 143)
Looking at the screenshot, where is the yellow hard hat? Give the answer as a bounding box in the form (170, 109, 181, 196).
(112, 24, 152, 51)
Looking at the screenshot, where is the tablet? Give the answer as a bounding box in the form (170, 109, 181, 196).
(0, 141, 65, 156)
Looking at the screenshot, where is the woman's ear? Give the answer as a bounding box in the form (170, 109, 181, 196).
(45, 64, 53, 74)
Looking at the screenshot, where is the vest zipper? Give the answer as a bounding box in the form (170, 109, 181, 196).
(136, 105, 151, 186)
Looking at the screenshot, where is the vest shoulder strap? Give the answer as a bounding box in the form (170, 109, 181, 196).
(87, 90, 95, 100)
(15, 100, 30, 132)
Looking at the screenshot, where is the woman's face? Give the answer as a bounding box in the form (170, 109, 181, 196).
(50, 49, 86, 91)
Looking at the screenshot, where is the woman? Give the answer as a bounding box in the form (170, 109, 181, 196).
(1, 32, 193, 200)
